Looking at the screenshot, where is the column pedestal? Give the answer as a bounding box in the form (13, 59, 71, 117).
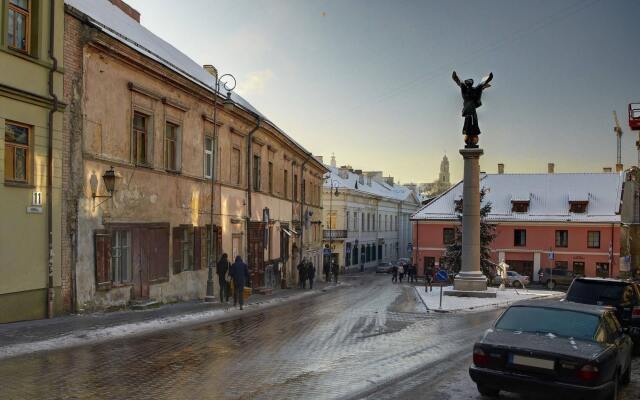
(453, 148, 488, 292)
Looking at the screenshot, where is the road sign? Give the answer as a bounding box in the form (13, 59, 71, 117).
(547, 252, 555, 260)
(407, 243, 413, 252)
(435, 269, 449, 282)
(323, 248, 331, 256)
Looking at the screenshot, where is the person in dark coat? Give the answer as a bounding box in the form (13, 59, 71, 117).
(391, 264, 398, 283)
(323, 262, 331, 282)
(425, 268, 433, 292)
(229, 256, 249, 310)
(331, 261, 339, 283)
(297, 259, 307, 289)
(307, 260, 316, 289)
(216, 253, 230, 302)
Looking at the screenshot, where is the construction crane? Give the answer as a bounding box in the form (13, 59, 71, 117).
(613, 111, 624, 172)
(629, 103, 640, 167)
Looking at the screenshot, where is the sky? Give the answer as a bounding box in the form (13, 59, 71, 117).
(125, 0, 640, 183)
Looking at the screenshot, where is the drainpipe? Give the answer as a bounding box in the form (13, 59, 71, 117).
(46, 1, 59, 318)
(245, 116, 261, 261)
(299, 153, 312, 262)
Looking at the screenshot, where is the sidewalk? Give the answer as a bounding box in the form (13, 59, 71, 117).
(0, 280, 342, 360)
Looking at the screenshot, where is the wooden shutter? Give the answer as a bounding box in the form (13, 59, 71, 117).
(193, 227, 203, 270)
(172, 226, 183, 274)
(95, 229, 112, 290)
(148, 226, 170, 281)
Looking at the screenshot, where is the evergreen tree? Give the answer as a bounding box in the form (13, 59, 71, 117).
(442, 188, 497, 277)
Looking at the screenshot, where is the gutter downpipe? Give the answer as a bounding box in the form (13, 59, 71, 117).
(299, 154, 312, 263)
(246, 116, 261, 264)
(47, 1, 59, 318)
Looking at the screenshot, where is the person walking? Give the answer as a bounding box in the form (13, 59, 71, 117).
(425, 268, 433, 292)
(307, 260, 316, 289)
(229, 255, 249, 310)
(410, 264, 417, 283)
(331, 261, 339, 283)
(399, 264, 405, 283)
(323, 261, 331, 283)
(391, 264, 398, 283)
(216, 253, 231, 302)
(297, 259, 307, 289)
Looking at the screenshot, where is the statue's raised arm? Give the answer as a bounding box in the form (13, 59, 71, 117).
(479, 72, 494, 89)
(452, 71, 462, 88)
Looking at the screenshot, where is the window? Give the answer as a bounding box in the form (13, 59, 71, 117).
(7, 0, 30, 52)
(293, 174, 298, 201)
(164, 122, 179, 171)
(373, 214, 376, 231)
(555, 261, 568, 270)
(268, 161, 273, 194)
(326, 211, 337, 229)
(596, 262, 609, 278)
(181, 228, 194, 271)
(587, 231, 600, 248)
(514, 229, 526, 246)
(555, 230, 569, 247)
(385, 215, 388, 231)
(573, 261, 585, 276)
(231, 148, 241, 185)
(302, 179, 306, 202)
(367, 213, 370, 231)
(4, 122, 30, 183)
(511, 201, 529, 213)
(346, 211, 350, 231)
(283, 170, 289, 199)
(443, 228, 455, 245)
(111, 230, 131, 283)
(133, 112, 150, 165)
(354, 212, 358, 231)
(495, 306, 599, 342)
(252, 155, 261, 190)
(361, 212, 365, 231)
(204, 136, 214, 179)
(570, 201, 588, 213)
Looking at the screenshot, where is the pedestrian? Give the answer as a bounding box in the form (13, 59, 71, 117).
(411, 264, 417, 283)
(360, 262, 364, 273)
(331, 261, 339, 283)
(392, 264, 398, 283)
(229, 256, 249, 310)
(216, 253, 230, 302)
(399, 264, 405, 283)
(425, 268, 433, 292)
(298, 259, 307, 289)
(308, 260, 316, 289)
(324, 261, 331, 282)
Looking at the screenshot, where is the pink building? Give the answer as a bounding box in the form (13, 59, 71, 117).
(412, 172, 625, 281)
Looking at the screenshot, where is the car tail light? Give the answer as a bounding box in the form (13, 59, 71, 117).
(632, 307, 640, 318)
(473, 347, 490, 367)
(577, 364, 599, 381)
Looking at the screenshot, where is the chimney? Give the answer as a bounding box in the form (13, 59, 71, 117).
(603, 167, 613, 173)
(548, 163, 555, 174)
(203, 65, 218, 78)
(498, 163, 504, 174)
(108, 0, 140, 22)
(385, 176, 395, 186)
(616, 163, 624, 172)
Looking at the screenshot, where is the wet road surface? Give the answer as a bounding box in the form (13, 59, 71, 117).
(0, 273, 637, 399)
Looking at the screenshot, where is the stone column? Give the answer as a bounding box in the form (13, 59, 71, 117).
(454, 148, 487, 291)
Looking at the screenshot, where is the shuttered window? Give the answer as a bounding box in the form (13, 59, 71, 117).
(111, 230, 131, 283)
(95, 230, 112, 290)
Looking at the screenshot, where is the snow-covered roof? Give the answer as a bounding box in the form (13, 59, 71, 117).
(65, 0, 323, 169)
(412, 173, 623, 223)
(324, 166, 419, 204)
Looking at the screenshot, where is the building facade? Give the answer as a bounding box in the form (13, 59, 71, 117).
(412, 172, 625, 281)
(0, 0, 65, 323)
(322, 157, 420, 272)
(62, 0, 325, 311)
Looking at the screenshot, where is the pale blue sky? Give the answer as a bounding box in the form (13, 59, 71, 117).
(126, 0, 640, 183)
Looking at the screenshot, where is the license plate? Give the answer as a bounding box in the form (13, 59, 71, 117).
(511, 354, 554, 370)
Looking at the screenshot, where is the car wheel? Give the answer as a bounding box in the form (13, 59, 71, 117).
(609, 371, 619, 400)
(622, 362, 631, 386)
(513, 280, 522, 288)
(476, 384, 499, 398)
(547, 280, 556, 290)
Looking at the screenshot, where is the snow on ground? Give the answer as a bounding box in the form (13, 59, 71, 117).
(414, 285, 563, 313)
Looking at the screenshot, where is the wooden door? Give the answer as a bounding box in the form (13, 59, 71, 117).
(131, 227, 150, 299)
(248, 222, 266, 288)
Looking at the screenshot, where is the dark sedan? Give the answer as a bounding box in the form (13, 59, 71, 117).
(469, 300, 633, 400)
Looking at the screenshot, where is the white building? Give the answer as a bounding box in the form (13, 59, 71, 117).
(322, 156, 420, 271)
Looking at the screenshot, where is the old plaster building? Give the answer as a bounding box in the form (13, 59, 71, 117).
(62, 0, 325, 311)
(0, 0, 65, 323)
(322, 156, 420, 272)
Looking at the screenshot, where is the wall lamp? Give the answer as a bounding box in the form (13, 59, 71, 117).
(91, 166, 116, 207)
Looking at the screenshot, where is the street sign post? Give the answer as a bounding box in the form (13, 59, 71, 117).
(435, 270, 449, 309)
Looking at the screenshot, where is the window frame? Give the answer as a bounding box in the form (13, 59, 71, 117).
(204, 135, 214, 179)
(555, 230, 569, 248)
(283, 169, 289, 199)
(231, 147, 241, 185)
(252, 154, 261, 191)
(7, 0, 31, 53)
(514, 229, 527, 247)
(443, 227, 455, 245)
(164, 121, 181, 172)
(132, 111, 151, 166)
(268, 161, 273, 194)
(111, 230, 131, 284)
(4, 121, 32, 184)
(587, 231, 601, 249)
(180, 226, 194, 271)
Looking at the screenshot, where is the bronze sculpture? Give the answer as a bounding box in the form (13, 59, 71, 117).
(452, 71, 493, 148)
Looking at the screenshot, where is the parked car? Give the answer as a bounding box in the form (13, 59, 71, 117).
(538, 268, 578, 290)
(565, 277, 640, 354)
(493, 271, 530, 288)
(469, 299, 633, 399)
(376, 262, 394, 274)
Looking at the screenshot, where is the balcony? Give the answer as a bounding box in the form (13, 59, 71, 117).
(323, 229, 347, 239)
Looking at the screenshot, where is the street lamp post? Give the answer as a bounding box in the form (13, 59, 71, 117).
(326, 179, 340, 271)
(205, 70, 236, 303)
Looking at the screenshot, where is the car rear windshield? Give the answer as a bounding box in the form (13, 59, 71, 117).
(495, 306, 599, 341)
(566, 280, 627, 306)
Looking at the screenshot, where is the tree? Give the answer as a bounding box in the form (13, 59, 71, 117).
(442, 188, 497, 277)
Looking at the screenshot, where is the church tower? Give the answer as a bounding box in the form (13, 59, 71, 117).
(438, 155, 450, 184)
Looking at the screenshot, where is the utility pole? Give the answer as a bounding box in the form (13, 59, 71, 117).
(613, 111, 624, 172)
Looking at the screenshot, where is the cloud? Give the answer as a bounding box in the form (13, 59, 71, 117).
(236, 69, 274, 96)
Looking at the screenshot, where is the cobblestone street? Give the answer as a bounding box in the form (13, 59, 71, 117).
(0, 274, 638, 399)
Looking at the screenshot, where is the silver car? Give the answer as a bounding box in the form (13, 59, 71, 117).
(493, 271, 530, 288)
(376, 262, 395, 274)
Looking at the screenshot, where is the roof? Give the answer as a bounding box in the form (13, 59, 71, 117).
(65, 0, 325, 171)
(512, 299, 609, 316)
(412, 172, 623, 223)
(324, 166, 420, 204)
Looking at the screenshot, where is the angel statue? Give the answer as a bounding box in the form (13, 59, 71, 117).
(452, 71, 493, 148)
